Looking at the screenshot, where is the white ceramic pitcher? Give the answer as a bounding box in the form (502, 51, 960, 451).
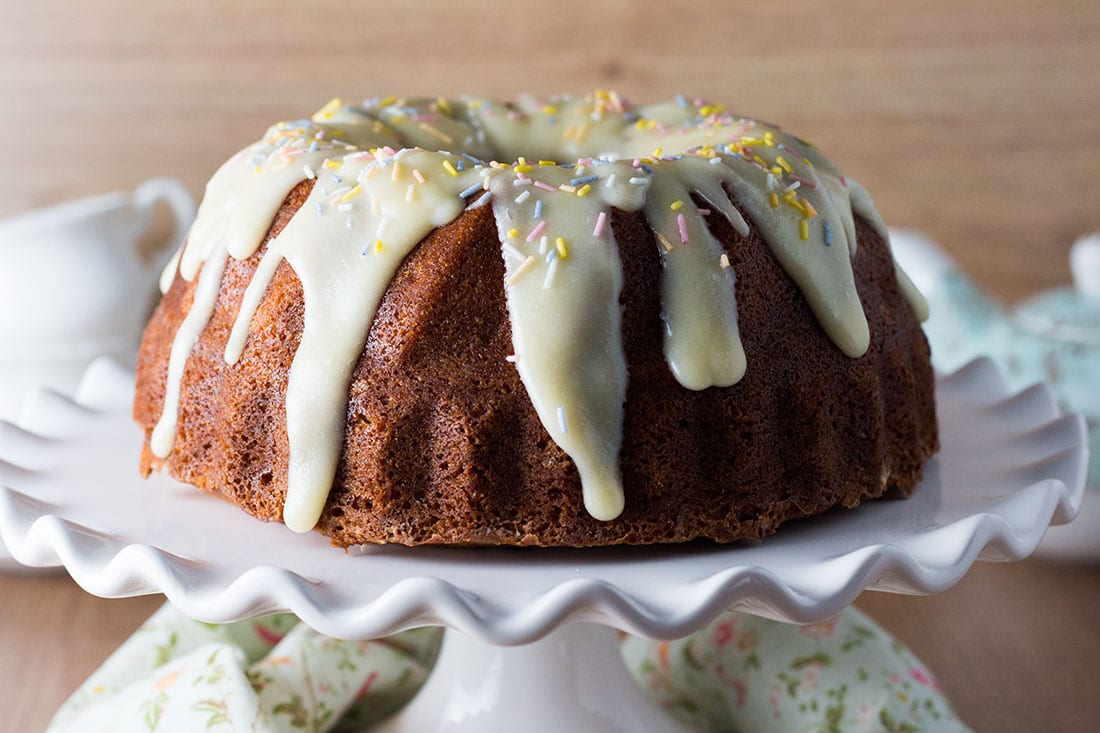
(0, 178, 195, 421)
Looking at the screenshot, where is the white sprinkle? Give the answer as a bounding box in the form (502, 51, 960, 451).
(719, 253, 730, 268)
(376, 217, 389, 238)
(315, 202, 324, 217)
(501, 241, 526, 262)
(557, 405, 569, 433)
(515, 190, 531, 204)
(605, 173, 617, 188)
(766, 173, 778, 191)
(513, 177, 533, 187)
(371, 196, 381, 216)
(709, 156, 723, 165)
(330, 185, 352, 199)
(628, 177, 649, 186)
(406, 183, 416, 202)
(542, 253, 559, 289)
(337, 203, 353, 212)
(302, 164, 316, 180)
(346, 216, 354, 229)
(784, 181, 801, 193)
(505, 354, 519, 363)
(538, 235, 549, 254)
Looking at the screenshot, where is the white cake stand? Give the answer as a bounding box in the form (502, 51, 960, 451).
(0, 358, 1087, 732)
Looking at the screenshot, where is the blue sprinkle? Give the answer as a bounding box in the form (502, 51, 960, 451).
(623, 111, 640, 123)
(570, 174, 599, 186)
(675, 93, 688, 109)
(462, 153, 484, 166)
(470, 190, 493, 208)
(533, 199, 543, 219)
(456, 159, 466, 171)
(315, 202, 324, 217)
(459, 183, 483, 198)
(823, 220, 832, 246)
(309, 140, 319, 153)
(640, 164, 653, 174)
(546, 116, 557, 125)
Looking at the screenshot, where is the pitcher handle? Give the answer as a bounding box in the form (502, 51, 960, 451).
(132, 177, 196, 257)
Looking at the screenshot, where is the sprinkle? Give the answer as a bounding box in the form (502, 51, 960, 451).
(513, 177, 533, 187)
(800, 219, 809, 241)
(576, 183, 593, 197)
(543, 253, 559, 289)
(558, 184, 577, 194)
(412, 168, 426, 184)
(675, 93, 688, 109)
(677, 213, 689, 244)
(391, 161, 403, 181)
(459, 182, 483, 198)
(555, 236, 569, 259)
(346, 216, 354, 229)
(302, 164, 316, 180)
(628, 177, 648, 186)
(436, 97, 452, 115)
(709, 156, 723, 165)
(571, 174, 599, 186)
(506, 255, 538, 285)
(670, 200, 684, 211)
(405, 184, 416, 203)
(539, 159, 557, 166)
(823, 220, 833, 246)
(315, 201, 324, 217)
(719, 253, 730, 269)
(515, 190, 531, 204)
(442, 160, 459, 177)
(418, 122, 453, 145)
(338, 184, 362, 203)
(776, 156, 793, 174)
(471, 190, 493, 208)
(656, 232, 675, 252)
(538, 235, 549, 254)
(769, 192, 779, 208)
(803, 200, 818, 217)
(375, 239, 384, 252)
(527, 220, 548, 242)
(534, 180, 558, 192)
(533, 199, 543, 219)
(784, 181, 801, 193)
(507, 227, 519, 239)
(371, 196, 381, 216)
(502, 241, 526, 262)
(605, 173, 617, 188)
(557, 405, 569, 434)
(593, 211, 608, 237)
(337, 203, 353, 212)
(505, 354, 519, 363)
(323, 158, 341, 170)
(376, 217, 390, 238)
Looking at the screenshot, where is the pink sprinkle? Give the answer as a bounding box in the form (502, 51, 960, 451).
(677, 213, 689, 244)
(526, 220, 548, 242)
(698, 208, 711, 215)
(632, 158, 642, 168)
(593, 211, 608, 237)
(534, 181, 557, 192)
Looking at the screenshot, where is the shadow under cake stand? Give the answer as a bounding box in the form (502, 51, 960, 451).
(0, 358, 1087, 732)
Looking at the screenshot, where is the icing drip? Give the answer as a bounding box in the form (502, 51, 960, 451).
(153, 92, 929, 531)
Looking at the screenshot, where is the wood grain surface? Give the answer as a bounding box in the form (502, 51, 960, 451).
(1, 1, 1098, 730)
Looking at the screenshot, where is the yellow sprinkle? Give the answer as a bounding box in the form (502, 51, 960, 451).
(419, 122, 453, 145)
(670, 200, 684, 211)
(652, 147, 663, 158)
(514, 164, 533, 173)
(555, 237, 569, 259)
(542, 105, 558, 116)
(391, 161, 403, 181)
(323, 158, 342, 170)
(442, 160, 459, 177)
(405, 184, 416, 203)
(507, 227, 519, 239)
(800, 219, 809, 240)
(506, 255, 538, 286)
(719, 253, 730, 269)
(539, 159, 557, 166)
(740, 136, 763, 146)
(753, 155, 767, 167)
(771, 166, 784, 176)
(776, 156, 793, 174)
(803, 199, 818, 217)
(563, 125, 577, 140)
(656, 232, 675, 251)
(559, 184, 577, 193)
(412, 168, 426, 184)
(803, 157, 814, 168)
(338, 184, 362, 203)
(378, 96, 397, 108)
(769, 192, 779, 208)
(312, 97, 343, 122)
(375, 239, 384, 252)
(436, 97, 452, 115)
(763, 131, 776, 147)
(252, 166, 261, 175)
(575, 121, 590, 143)
(576, 183, 593, 197)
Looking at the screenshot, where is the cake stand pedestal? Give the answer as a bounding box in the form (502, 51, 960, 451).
(0, 358, 1087, 731)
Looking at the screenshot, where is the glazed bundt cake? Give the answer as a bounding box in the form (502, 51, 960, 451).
(134, 91, 938, 546)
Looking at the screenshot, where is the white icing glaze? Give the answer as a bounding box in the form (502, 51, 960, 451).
(153, 92, 928, 531)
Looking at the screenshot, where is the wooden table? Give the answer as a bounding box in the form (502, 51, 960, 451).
(1, 1, 1098, 730)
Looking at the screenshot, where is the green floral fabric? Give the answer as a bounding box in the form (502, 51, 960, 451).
(49, 604, 967, 732)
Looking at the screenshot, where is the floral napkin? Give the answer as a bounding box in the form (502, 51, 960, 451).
(49, 604, 968, 732)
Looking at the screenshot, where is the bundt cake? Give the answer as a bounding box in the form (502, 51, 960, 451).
(134, 91, 938, 547)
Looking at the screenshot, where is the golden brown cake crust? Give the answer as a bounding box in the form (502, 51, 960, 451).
(135, 181, 938, 547)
